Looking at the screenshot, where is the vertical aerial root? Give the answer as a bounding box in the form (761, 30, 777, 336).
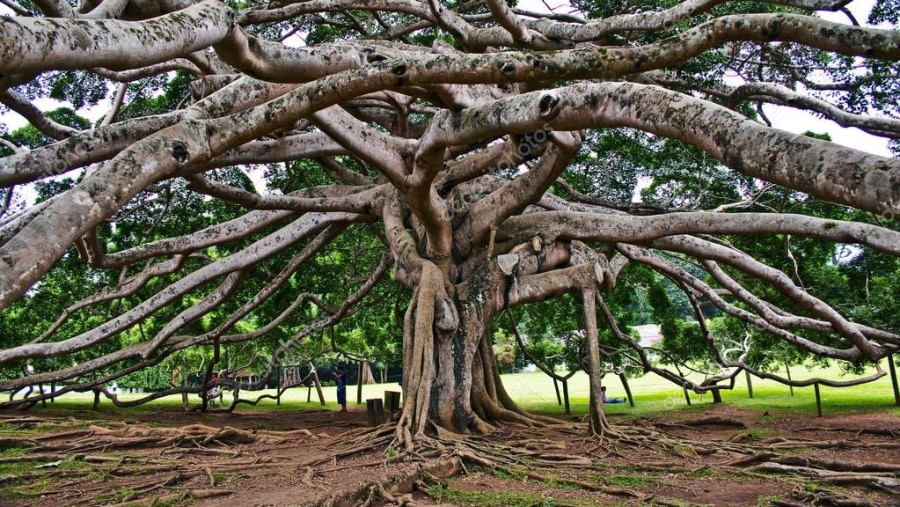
(394, 263, 447, 452)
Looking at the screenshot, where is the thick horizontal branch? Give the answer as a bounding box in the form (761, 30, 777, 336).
(200, 133, 347, 169)
(0, 114, 181, 187)
(214, 32, 411, 83)
(444, 83, 898, 216)
(506, 263, 596, 307)
(498, 210, 900, 255)
(0, 51, 300, 192)
(492, 0, 721, 48)
(0, 212, 361, 366)
(186, 175, 385, 214)
(218, 12, 900, 85)
(92, 59, 205, 82)
(240, 0, 435, 26)
(92, 208, 295, 267)
(619, 244, 866, 361)
(725, 82, 900, 138)
(0, 1, 233, 75)
(648, 236, 896, 357)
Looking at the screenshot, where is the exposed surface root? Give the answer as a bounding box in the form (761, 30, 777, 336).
(763, 437, 900, 450)
(34, 422, 314, 454)
(308, 457, 462, 507)
(656, 416, 748, 429)
(706, 433, 900, 498)
(0, 415, 328, 505)
(3, 409, 897, 506)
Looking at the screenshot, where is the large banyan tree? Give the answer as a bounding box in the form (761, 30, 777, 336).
(1, 0, 899, 446)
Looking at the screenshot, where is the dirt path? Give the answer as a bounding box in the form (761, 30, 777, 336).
(1, 404, 898, 506)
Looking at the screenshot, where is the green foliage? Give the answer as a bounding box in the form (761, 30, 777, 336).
(115, 72, 196, 120)
(492, 328, 527, 373)
(643, 142, 752, 209)
(871, 0, 900, 24)
(563, 129, 648, 204)
(505, 294, 583, 372)
(117, 363, 172, 390)
(49, 71, 109, 110)
(7, 108, 90, 150)
(600, 474, 662, 487)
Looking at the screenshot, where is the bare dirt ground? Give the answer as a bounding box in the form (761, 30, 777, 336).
(1, 403, 898, 506)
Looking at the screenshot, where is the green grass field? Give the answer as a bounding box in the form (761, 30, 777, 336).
(505, 363, 900, 418)
(18, 360, 900, 418)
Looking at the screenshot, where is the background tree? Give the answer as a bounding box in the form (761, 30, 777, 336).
(0, 0, 898, 449)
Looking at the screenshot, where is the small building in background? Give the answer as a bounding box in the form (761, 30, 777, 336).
(235, 370, 259, 390)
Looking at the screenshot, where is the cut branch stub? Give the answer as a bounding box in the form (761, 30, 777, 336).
(497, 254, 519, 276)
(593, 260, 607, 289)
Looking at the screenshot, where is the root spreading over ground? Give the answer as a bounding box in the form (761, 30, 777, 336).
(0, 405, 897, 506)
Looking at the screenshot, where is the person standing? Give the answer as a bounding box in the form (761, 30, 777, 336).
(334, 368, 347, 412)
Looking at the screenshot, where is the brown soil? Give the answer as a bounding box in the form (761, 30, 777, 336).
(1, 403, 898, 506)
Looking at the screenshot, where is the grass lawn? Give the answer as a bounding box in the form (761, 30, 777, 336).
(19, 359, 900, 418)
(505, 361, 900, 418)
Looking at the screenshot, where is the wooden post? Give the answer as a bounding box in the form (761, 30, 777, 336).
(682, 387, 692, 406)
(276, 365, 282, 406)
(814, 383, 823, 417)
(384, 390, 401, 421)
(888, 353, 900, 407)
(311, 368, 325, 405)
(618, 373, 635, 408)
(562, 379, 570, 415)
(366, 398, 385, 426)
(744, 370, 754, 399)
(553, 378, 562, 406)
(357, 361, 364, 405)
(785, 361, 794, 397)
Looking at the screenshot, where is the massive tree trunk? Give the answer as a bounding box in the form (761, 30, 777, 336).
(397, 260, 503, 447)
(394, 234, 615, 447)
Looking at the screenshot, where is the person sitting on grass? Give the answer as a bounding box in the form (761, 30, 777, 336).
(601, 386, 626, 404)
